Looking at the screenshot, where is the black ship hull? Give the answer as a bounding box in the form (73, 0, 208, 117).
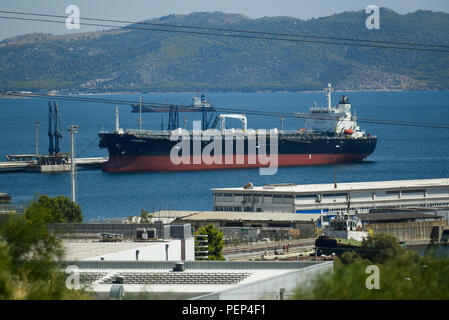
(315, 236, 362, 256)
(98, 131, 377, 172)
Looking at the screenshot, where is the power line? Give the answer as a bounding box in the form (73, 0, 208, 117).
(0, 14, 449, 53)
(1, 9, 449, 50)
(2, 90, 449, 130)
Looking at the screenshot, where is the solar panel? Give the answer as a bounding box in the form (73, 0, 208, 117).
(96, 272, 251, 285)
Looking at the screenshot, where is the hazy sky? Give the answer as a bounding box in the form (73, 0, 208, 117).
(0, 0, 448, 41)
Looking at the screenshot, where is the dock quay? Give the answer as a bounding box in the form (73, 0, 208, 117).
(0, 154, 107, 173)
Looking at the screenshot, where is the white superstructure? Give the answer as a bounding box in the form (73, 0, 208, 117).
(192, 94, 212, 108)
(301, 83, 364, 138)
(324, 215, 369, 242)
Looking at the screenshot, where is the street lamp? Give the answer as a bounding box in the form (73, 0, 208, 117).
(68, 125, 79, 203)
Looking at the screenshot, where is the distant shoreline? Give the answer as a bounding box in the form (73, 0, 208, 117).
(0, 88, 446, 99)
(55, 88, 449, 95)
(75, 88, 448, 95)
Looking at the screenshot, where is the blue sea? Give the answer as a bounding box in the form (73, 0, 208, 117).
(1, 91, 449, 222)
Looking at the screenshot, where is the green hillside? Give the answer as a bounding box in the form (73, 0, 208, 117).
(0, 8, 448, 93)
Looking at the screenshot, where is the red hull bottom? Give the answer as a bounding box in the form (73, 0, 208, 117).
(102, 154, 370, 172)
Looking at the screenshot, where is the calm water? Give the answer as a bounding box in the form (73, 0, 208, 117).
(1, 91, 449, 221)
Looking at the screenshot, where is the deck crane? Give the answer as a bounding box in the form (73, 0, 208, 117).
(218, 114, 247, 133)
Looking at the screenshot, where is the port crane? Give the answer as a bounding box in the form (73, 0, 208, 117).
(48, 100, 64, 155)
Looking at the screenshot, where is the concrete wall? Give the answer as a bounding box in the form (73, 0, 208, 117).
(365, 220, 448, 243)
(83, 238, 195, 261)
(184, 237, 195, 261)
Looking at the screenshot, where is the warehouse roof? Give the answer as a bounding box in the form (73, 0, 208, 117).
(63, 240, 173, 261)
(61, 260, 333, 298)
(177, 211, 320, 222)
(152, 210, 200, 219)
(212, 178, 449, 194)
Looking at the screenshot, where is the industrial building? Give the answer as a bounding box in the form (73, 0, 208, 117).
(62, 260, 333, 300)
(212, 178, 449, 215)
(58, 223, 196, 261)
(59, 219, 333, 300)
(64, 238, 195, 262)
(149, 210, 319, 240)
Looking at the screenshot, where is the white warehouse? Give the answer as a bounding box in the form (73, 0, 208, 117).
(212, 178, 449, 215)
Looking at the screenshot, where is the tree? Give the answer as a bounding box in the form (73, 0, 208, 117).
(1, 205, 64, 281)
(292, 233, 449, 300)
(0, 241, 13, 299)
(140, 209, 151, 223)
(359, 233, 405, 264)
(195, 224, 225, 261)
(0, 206, 91, 299)
(27, 195, 83, 223)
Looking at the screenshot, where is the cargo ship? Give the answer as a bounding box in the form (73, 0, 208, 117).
(130, 94, 214, 113)
(98, 84, 377, 172)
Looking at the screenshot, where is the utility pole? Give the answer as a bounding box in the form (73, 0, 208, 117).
(34, 121, 40, 156)
(68, 125, 79, 203)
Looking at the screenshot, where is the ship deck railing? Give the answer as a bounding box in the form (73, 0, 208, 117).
(99, 129, 376, 140)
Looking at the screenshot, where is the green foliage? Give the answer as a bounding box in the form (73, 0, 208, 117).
(26, 195, 83, 223)
(195, 224, 225, 261)
(1, 207, 64, 280)
(0, 205, 91, 299)
(339, 250, 366, 265)
(293, 234, 449, 300)
(140, 209, 151, 223)
(0, 242, 13, 299)
(358, 233, 405, 264)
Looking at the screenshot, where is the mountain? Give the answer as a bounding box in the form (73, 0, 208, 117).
(1, 8, 449, 93)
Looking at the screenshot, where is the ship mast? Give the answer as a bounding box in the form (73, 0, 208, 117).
(325, 83, 333, 110)
(138, 96, 143, 131)
(115, 106, 120, 133)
